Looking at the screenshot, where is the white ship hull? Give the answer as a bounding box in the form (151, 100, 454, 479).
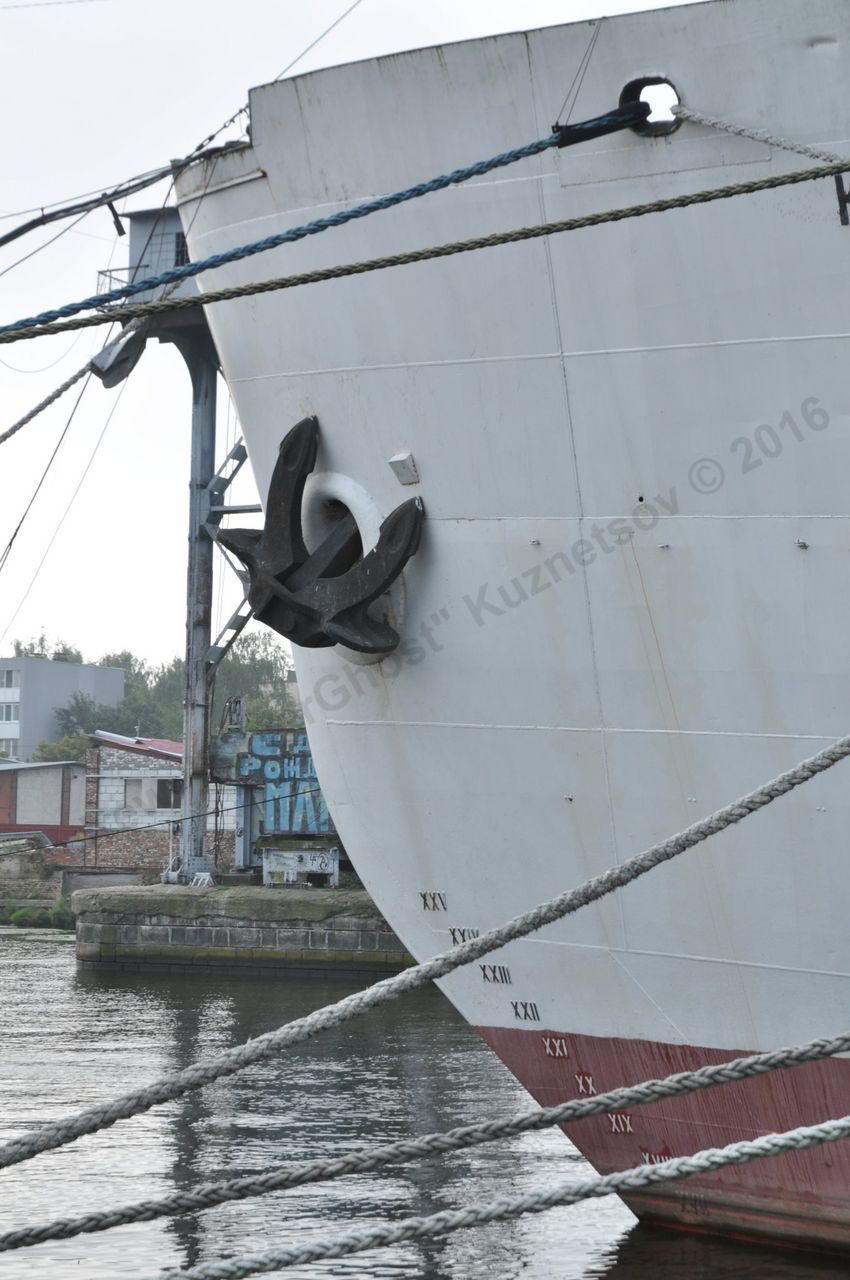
(176, 0, 850, 1248)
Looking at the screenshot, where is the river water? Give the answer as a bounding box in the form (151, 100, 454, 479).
(1, 931, 848, 1280)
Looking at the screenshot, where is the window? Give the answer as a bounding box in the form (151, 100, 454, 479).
(123, 777, 182, 809)
(0, 739, 14, 756)
(0, 704, 19, 721)
(174, 232, 188, 267)
(157, 779, 182, 810)
(0, 670, 19, 688)
(124, 778, 158, 809)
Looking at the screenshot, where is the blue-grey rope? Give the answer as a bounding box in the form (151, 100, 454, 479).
(0, 731, 848, 1173)
(0, 105, 645, 336)
(153, 1114, 850, 1280)
(2, 1028, 848, 1253)
(3, 152, 849, 348)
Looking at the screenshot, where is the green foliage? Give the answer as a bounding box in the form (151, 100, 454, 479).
(212, 631, 301, 731)
(98, 651, 152, 699)
(46, 630, 302, 749)
(13, 631, 49, 658)
(8, 898, 74, 929)
(53, 642, 83, 663)
(32, 735, 90, 763)
(13, 633, 82, 662)
(55, 692, 100, 737)
(48, 897, 75, 930)
(97, 651, 183, 737)
(145, 658, 184, 739)
(10, 906, 52, 928)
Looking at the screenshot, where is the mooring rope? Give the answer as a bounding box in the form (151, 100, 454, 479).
(3, 1029, 849, 1253)
(0, 363, 89, 446)
(673, 104, 846, 165)
(3, 153, 848, 348)
(0, 101, 846, 1275)
(0, 732, 848, 1174)
(0, 105, 645, 337)
(152, 1114, 850, 1280)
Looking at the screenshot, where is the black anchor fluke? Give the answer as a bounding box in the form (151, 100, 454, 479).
(217, 417, 424, 655)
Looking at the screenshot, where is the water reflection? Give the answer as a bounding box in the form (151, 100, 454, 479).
(591, 1222, 850, 1279)
(0, 933, 844, 1279)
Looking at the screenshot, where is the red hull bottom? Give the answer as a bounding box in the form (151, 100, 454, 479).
(477, 1025, 850, 1252)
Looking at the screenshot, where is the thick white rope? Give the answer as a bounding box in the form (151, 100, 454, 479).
(2, 1029, 848, 1253)
(153, 1113, 850, 1280)
(673, 104, 846, 165)
(0, 363, 89, 447)
(1, 732, 848, 1174)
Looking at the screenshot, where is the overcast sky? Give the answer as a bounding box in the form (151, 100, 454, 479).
(0, 0, 700, 666)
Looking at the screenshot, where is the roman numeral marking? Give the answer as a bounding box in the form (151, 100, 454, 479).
(479, 963, 511, 984)
(419, 891, 447, 911)
(574, 1072, 597, 1095)
(511, 1000, 540, 1022)
(448, 927, 479, 945)
(641, 1149, 672, 1165)
(609, 1113, 633, 1135)
(542, 1036, 569, 1058)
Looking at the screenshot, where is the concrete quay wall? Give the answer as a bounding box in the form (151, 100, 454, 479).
(72, 884, 414, 976)
(1, 845, 144, 915)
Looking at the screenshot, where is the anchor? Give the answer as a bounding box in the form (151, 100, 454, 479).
(217, 416, 424, 655)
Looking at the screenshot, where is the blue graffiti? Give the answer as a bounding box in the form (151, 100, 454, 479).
(264, 780, 332, 834)
(235, 730, 332, 835)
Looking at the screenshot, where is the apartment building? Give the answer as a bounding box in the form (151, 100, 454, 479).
(0, 656, 124, 760)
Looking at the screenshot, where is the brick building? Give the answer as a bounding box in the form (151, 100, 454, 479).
(85, 732, 237, 870)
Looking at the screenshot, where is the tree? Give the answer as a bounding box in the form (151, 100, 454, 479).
(48, 630, 301, 751)
(148, 658, 185, 739)
(55, 692, 100, 736)
(52, 640, 83, 663)
(13, 633, 82, 662)
(14, 632, 49, 658)
(212, 631, 300, 730)
(98, 651, 152, 699)
(32, 735, 89, 763)
(90, 653, 181, 739)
